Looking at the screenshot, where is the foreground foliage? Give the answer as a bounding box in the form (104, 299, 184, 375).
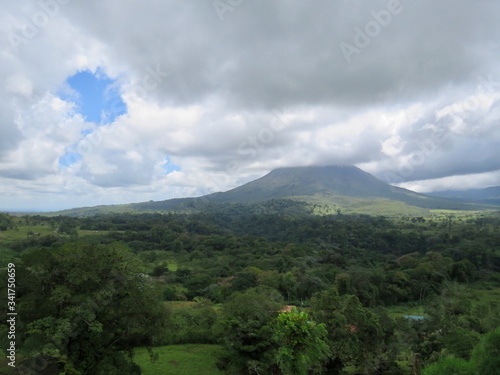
(273, 308, 330, 375)
(15, 243, 166, 374)
(422, 327, 500, 375)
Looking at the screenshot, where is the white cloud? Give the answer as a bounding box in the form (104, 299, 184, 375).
(1, 0, 500, 210)
(395, 169, 500, 193)
(5, 74, 33, 97)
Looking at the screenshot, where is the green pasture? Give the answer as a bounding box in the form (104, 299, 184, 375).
(135, 344, 224, 375)
(0, 224, 54, 244)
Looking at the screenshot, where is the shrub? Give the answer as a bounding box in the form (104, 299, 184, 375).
(471, 327, 500, 375)
(423, 356, 477, 375)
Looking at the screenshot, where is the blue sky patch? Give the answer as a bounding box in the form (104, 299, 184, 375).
(61, 68, 127, 124)
(80, 129, 93, 136)
(163, 155, 181, 175)
(58, 151, 82, 168)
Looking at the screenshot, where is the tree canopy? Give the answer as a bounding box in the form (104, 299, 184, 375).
(17, 242, 166, 375)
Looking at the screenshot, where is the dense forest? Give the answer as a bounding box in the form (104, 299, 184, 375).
(0, 204, 499, 374)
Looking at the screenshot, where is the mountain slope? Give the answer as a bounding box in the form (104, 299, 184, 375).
(208, 165, 391, 201)
(206, 165, 483, 210)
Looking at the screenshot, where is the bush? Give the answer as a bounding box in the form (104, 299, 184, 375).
(162, 285, 177, 301)
(423, 356, 477, 375)
(444, 327, 480, 359)
(471, 327, 500, 375)
(160, 303, 217, 345)
(151, 263, 169, 277)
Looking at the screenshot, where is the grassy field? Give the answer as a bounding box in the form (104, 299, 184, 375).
(134, 344, 224, 375)
(0, 224, 54, 244)
(139, 250, 180, 275)
(297, 195, 431, 217)
(167, 260, 178, 272)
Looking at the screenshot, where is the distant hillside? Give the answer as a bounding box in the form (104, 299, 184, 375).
(428, 186, 500, 205)
(54, 165, 495, 217)
(53, 197, 204, 217)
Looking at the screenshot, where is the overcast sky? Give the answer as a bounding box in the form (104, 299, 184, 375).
(1, 0, 500, 211)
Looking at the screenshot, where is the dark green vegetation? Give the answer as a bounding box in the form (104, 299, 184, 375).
(422, 327, 500, 375)
(54, 166, 499, 217)
(1, 204, 499, 374)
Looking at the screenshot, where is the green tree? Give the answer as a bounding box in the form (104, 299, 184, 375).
(471, 327, 500, 375)
(151, 262, 169, 277)
(280, 271, 298, 302)
(444, 327, 480, 360)
(161, 298, 217, 345)
(231, 268, 258, 292)
(310, 287, 385, 374)
(215, 287, 283, 374)
(17, 242, 166, 375)
(422, 356, 477, 375)
(450, 259, 476, 282)
(273, 308, 330, 375)
(468, 302, 500, 334)
(0, 213, 13, 231)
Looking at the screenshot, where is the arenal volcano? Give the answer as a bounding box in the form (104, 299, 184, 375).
(57, 165, 494, 216)
(206, 165, 478, 209)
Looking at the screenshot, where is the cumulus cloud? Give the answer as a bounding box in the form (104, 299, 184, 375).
(1, 0, 500, 210)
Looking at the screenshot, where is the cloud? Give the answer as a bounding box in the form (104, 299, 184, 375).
(1, 0, 500, 210)
(396, 169, 500, 193)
